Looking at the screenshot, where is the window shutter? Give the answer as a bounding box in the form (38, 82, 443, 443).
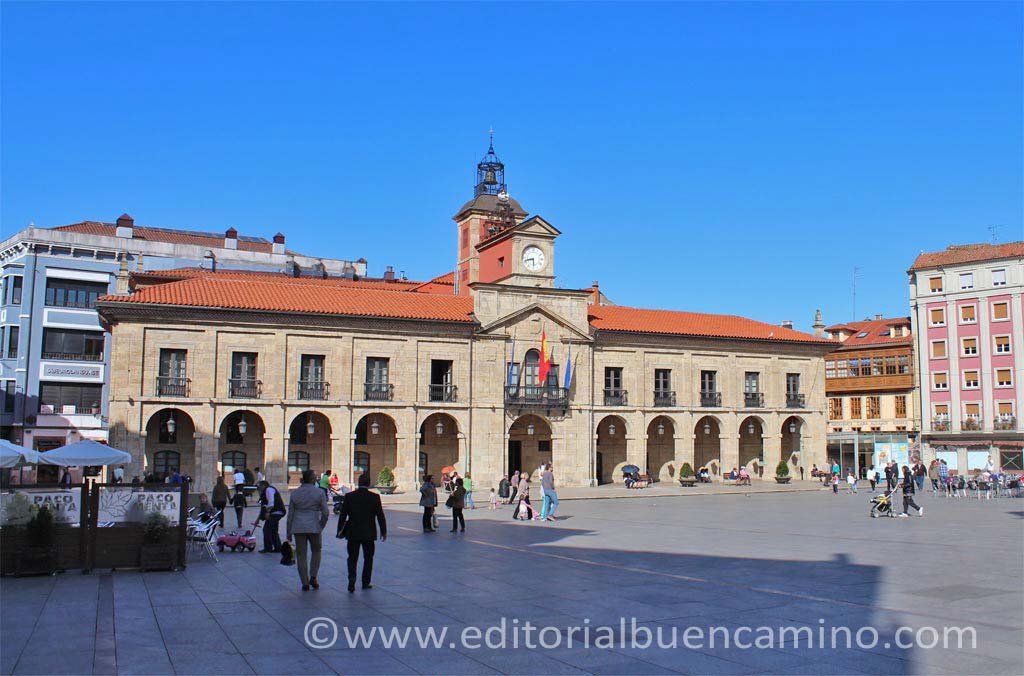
(930, 308, 944, 324)
(965, 403, 980, 416)
(997, 369, 1012, 384)
(929, 277, 942, 291)
(934, 373, 947, 387)
(935, 404, 948, 416)
(993, 302, 1009, 320)
(996, 336, 1010, 349)
(961, 305, 975, 321)
(933, 342, 946, 358)
(998, 402, 1013, 415)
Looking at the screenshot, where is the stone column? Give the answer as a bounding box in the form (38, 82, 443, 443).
(720, 433, 739, 476)
(763, 432, 782, 481)
(394, 434, 415, 492)
(265, 433, 287, 486)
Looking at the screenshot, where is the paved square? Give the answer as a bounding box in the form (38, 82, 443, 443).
(2, 489, 1022, 675)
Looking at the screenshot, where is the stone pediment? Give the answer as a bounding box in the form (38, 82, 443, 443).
(476, 302, 591, 342)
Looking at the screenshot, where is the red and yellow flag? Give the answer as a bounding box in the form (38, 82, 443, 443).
(538, 331, 552, 385)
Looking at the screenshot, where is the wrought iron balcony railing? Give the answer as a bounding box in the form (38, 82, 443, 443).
(994, 416, 1016, 431)
(229, 378, 262, 399)
(41, 352, 104, 362)
(504, 385, 569, 410)
(364, 382, 394, 401)
(298, 380, 330, 400)
(156, 376, 191, 397)
(787, 393, 806, 408)
(653, 390, 676, 407)
(932, 417, 951, 432)
(700, 391, 722, 407)
(744, 392, 764, 407)
(962, 418, 983, 432)
(603, 388, 628, 406)
(429, 383, 458, 402)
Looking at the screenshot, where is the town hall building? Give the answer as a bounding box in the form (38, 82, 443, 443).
(98, 143, 835, 492)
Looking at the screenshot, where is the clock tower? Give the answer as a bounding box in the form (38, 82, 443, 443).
(453, 136, 559, 292)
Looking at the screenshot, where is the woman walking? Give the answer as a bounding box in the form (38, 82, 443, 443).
(899, 466, 924, 517)
(449, 478, 467, 533)
(514, 472, 534, 520)
(508, 471, 520, 504)
(212, 476, 230, 527)
(420, 474, 438, 533)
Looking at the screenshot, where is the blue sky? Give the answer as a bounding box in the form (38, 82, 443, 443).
(2, 2, 1021, 331)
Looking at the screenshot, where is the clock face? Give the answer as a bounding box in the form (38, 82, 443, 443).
(522, 245, 546, 272)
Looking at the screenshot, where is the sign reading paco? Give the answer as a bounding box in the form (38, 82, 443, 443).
(0, 489, 82, 526)
(97, 488, 180, 526)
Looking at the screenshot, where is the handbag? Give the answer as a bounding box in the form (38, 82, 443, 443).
(279, 541, 295, 566)
(336, 518, 350, 539)
(445, 495, 454, 508)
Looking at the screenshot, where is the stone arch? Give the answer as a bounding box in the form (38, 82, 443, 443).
(781, 416, 805, 470)
(286, 411, 332, 487)
(739, 416, 765, 476)
(354, 412, 398, 484)
(508, 414, 553, 481)
(694, 415, 722, 477)
(646, 415, 676, 482)
(145, 408, 196, 481)
(419, 412, 460, 481)
(218, 410, 266, 486)
(596, 415, 628, 484)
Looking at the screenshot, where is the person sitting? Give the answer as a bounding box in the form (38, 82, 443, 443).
(727, 468, 739, 484)
(738, 467, 751, 486)
(624, 472, 635, 489)
(698, 467, 711, 483)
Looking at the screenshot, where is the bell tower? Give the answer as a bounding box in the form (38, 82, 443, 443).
(454, 133, 527, 294)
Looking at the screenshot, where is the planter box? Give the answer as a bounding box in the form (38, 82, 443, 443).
(15, 544, 59, 577)
(140, 541, 178, 572)
(774, 476, 792, 484)
(375, 485, 397, 495)
(678, 477, 697, 487)
(1, 528, 84, 575)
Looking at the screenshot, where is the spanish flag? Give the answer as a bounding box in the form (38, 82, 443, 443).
(538, 331, 552, 385)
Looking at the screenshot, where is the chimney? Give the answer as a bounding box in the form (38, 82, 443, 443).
(590, 280, 600, 305)
(812, 308, 825, 338)
(284, 259, 300, 277)
(781, 320, 794, 330)
(342, 262, 355, 280)
(384, 265, 395, 282)
(115, 213, 134, 238)
(874, 313, 883, 320)
(272, 232, 285, 255)
(224, 227, 238, 250)
(115, 253, 130, 294)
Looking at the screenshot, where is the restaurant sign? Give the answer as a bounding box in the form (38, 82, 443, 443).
(40, 361, 104, 383)
(0, 489, 82, 526)
(97, 487, 180, 526)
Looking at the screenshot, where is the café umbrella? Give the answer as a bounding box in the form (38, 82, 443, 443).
(0, 440, 42, 468)
(38, 440, 132, 467)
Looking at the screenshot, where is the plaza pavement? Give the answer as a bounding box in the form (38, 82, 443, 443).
(1, 487, 1021, 675)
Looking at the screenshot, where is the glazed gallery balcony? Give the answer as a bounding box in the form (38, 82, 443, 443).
(505, 385, 569, 411)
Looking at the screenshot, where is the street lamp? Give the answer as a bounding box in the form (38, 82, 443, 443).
(237, 417, 247, 436)
(789, 421, 797, 434)
(371, 420, 380, 435)
(306, 415, 315, 437)
(527, 423, 535, 436)
(657, 421, 665, 436)
(435, 419, 444, 436)
(703, 421, 711, 435)
(166, 415, 176, 435)
(747, 422, 755, 436)
(608, 422, 616, 436)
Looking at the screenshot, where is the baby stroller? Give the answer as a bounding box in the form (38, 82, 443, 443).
(869, 486, 898, 518)
(330, 488, 346, 515)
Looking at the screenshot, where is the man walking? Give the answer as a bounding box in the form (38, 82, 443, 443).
(937, 459, 949, 494)
(287, 469, 330, 591)
(338, 473, 387, 593)
(258, 480, 287, 553)
(899, 465, 924, 517)
(540, 463, 559, 521)
(419, 474, 437, 533)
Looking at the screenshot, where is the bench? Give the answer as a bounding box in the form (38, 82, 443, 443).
(626, 474, 651, 489)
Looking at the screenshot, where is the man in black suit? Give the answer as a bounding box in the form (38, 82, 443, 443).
(337, 473, 387, 593)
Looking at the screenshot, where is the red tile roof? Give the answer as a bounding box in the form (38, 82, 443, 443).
(910, 241, 1024, 271)
(51, 221, 295, 254)
(408, 271, 456, 295)
(587, 305, 827, 343)
(825, 317, 913, 347)
(100, 275, 475, 323)
(131, 267, 422, 291)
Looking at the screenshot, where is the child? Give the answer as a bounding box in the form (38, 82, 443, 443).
(488, 487, 499, 510)
(231, 486, 248, 529)
(847, 470, 858, 494)
(831, 473, 839, 494)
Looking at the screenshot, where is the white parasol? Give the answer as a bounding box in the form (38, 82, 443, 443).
(38, 440, 132, 467)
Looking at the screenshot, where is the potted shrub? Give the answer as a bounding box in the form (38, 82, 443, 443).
(19, 505, 59, 576)
(375, 466, 397, 495)
(775, 460, 792, 484)
(678, 462, 697, 487)
(139, 510, 177, 571)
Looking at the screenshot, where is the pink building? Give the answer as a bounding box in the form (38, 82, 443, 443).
(909, 242, 1024, 473)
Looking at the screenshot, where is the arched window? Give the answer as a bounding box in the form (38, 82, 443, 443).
(153, 450, 180, 476)
(354, 451, 370, 480)
(288, 450, 310, 473)
(222, 451, 247, 474)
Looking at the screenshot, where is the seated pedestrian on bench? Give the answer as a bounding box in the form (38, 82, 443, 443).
(738, 467, 751, 486)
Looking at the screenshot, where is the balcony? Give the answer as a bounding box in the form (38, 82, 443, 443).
(429, 383, 458, 402)
(603, 388, 628, 406)
(932, 417, 951, 432)
(298, 380, 330, 400)
(364, 382, 394, 401)
(744, 392, 764, 408)
(229, 378, 262, 399)
(653, 390, 676, 407)
(700, 391, 721, 407)
(787, 393, 806, 408)
(156, 377, 191, 397)
(962, 418, 983, 432)
(994, 416, 1017, 431)
(41, 352, 104, 362)
(505, 385, 569, 411)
